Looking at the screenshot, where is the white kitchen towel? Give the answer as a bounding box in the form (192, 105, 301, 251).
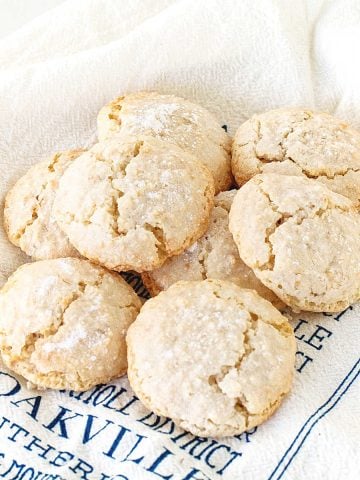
(0, 1, 359, 479)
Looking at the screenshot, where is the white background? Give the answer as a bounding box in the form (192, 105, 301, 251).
(0, 0, 63, 38)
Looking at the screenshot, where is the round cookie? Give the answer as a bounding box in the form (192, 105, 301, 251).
(97, 91, 232, 193)
(53, 137, 215, 273)
(4, 150, 84, 260)
(127, 279, 296, 437)
(0, 258, 141, 391)
(142, 190, 282, 308)
(229, 173, 360, 312)
(231, 108, 360, 206)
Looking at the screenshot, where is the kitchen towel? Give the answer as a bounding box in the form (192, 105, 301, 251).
(0, 1, 359, 479)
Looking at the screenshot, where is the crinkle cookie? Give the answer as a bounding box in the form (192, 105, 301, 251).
(229, 174, 360, 312)
(232, 108, 360, 206)
(127, 279, 296, 437)
(4, 150, 84, 260)
(0, 258, 141, 391)
(53, 137, 214, 273)
(142, 190, 282, 308)
(97, 91, 232, 193)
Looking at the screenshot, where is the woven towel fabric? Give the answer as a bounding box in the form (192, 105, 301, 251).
(0, 1, 359, 479)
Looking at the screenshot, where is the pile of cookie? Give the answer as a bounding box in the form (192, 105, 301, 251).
(1, 92, 360, 438)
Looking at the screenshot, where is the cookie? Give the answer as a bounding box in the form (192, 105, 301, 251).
(231, 108, 360, 206)
(127, 279, 296, 437)
(97, 91, 232, 193)
(0, 258, 141, 391)
(4, 150, 84, 260)
(53, 137, 215, 273)
(229, 174, 360, 312)
(142, 190, 283, 308)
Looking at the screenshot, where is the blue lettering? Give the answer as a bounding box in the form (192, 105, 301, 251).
(24, 436, 56, 459)
(0, 417, 10, 431)
(178, 437, 208, 454)
(137, 412, 162, 428)
(102, 425, 130, 459)
(154, 418, 175, 435)
(0, 459, 24, 478)
(217, 450, 242, 475)
(205, 445, 231, 469)
(92, 386, 117, 406)
(49, 451, 74, 467)
(82, 415, 114, 444)
(171, 431, 189, 444)
(0, 373, 21, 397)
(121, 433, 147, 464)
(146, 448, 174, 479)
(81, 385, 104, 404)
(304, 325, 332, 350)
(18, 467, 35, 480)
(189, 440, 217, 460)
(296, 351, 313, 372)
(181, 469, 210, 480)
(235, 427, 257, 443)
(102, 388, 127, 411)
(8, 423, 29, 442)
(43, 406, 83, 438)
(11, 396, 41, 420)
(117, 396, 138, 415)
(69, 459, 93, 480)
(294, 319, 308, 340)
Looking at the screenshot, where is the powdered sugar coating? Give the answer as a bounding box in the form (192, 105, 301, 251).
(53, 136, 214, 272)
(127, 279, 295, 437)
(4, 150, 84, 259)
(0, 258, 141, 391)
(142, 190, 282, 308)
(97, 92, 232, 193)
(232, 108, 360, 207)
(229, 174, 360, 312)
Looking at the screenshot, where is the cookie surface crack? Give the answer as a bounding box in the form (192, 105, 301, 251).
(254, 179, 353, 272)
(197, 249, 208, 280)
(197, 235, 213, 280)
(13, 152, 69, 242)
(254, 112, 312, 163)
(281, 154, 360, 181)
(47, 153, 62, 173)
(254, 113, 360, 180)
(92, 141, 146, 238)
(18, 273, 106, 362)
(108, 96, 124, 123)
(13, 177, 51, 241)
(14, 207, 39, 240)
(143, 223, 168, 259)
(207, 310, 258, 428)
(20, 291, 81, 361)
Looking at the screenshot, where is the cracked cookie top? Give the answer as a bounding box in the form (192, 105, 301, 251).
(97, 91, 232, 193)
(4, 150, 84, 260)
(142, 190, 283, 308)
(0, 258, 141, 391)
(53, 136, 215, 272)
(127, 279, 295, 437)
(231, 108, 360, 207)
(229, 174, 360, 312)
